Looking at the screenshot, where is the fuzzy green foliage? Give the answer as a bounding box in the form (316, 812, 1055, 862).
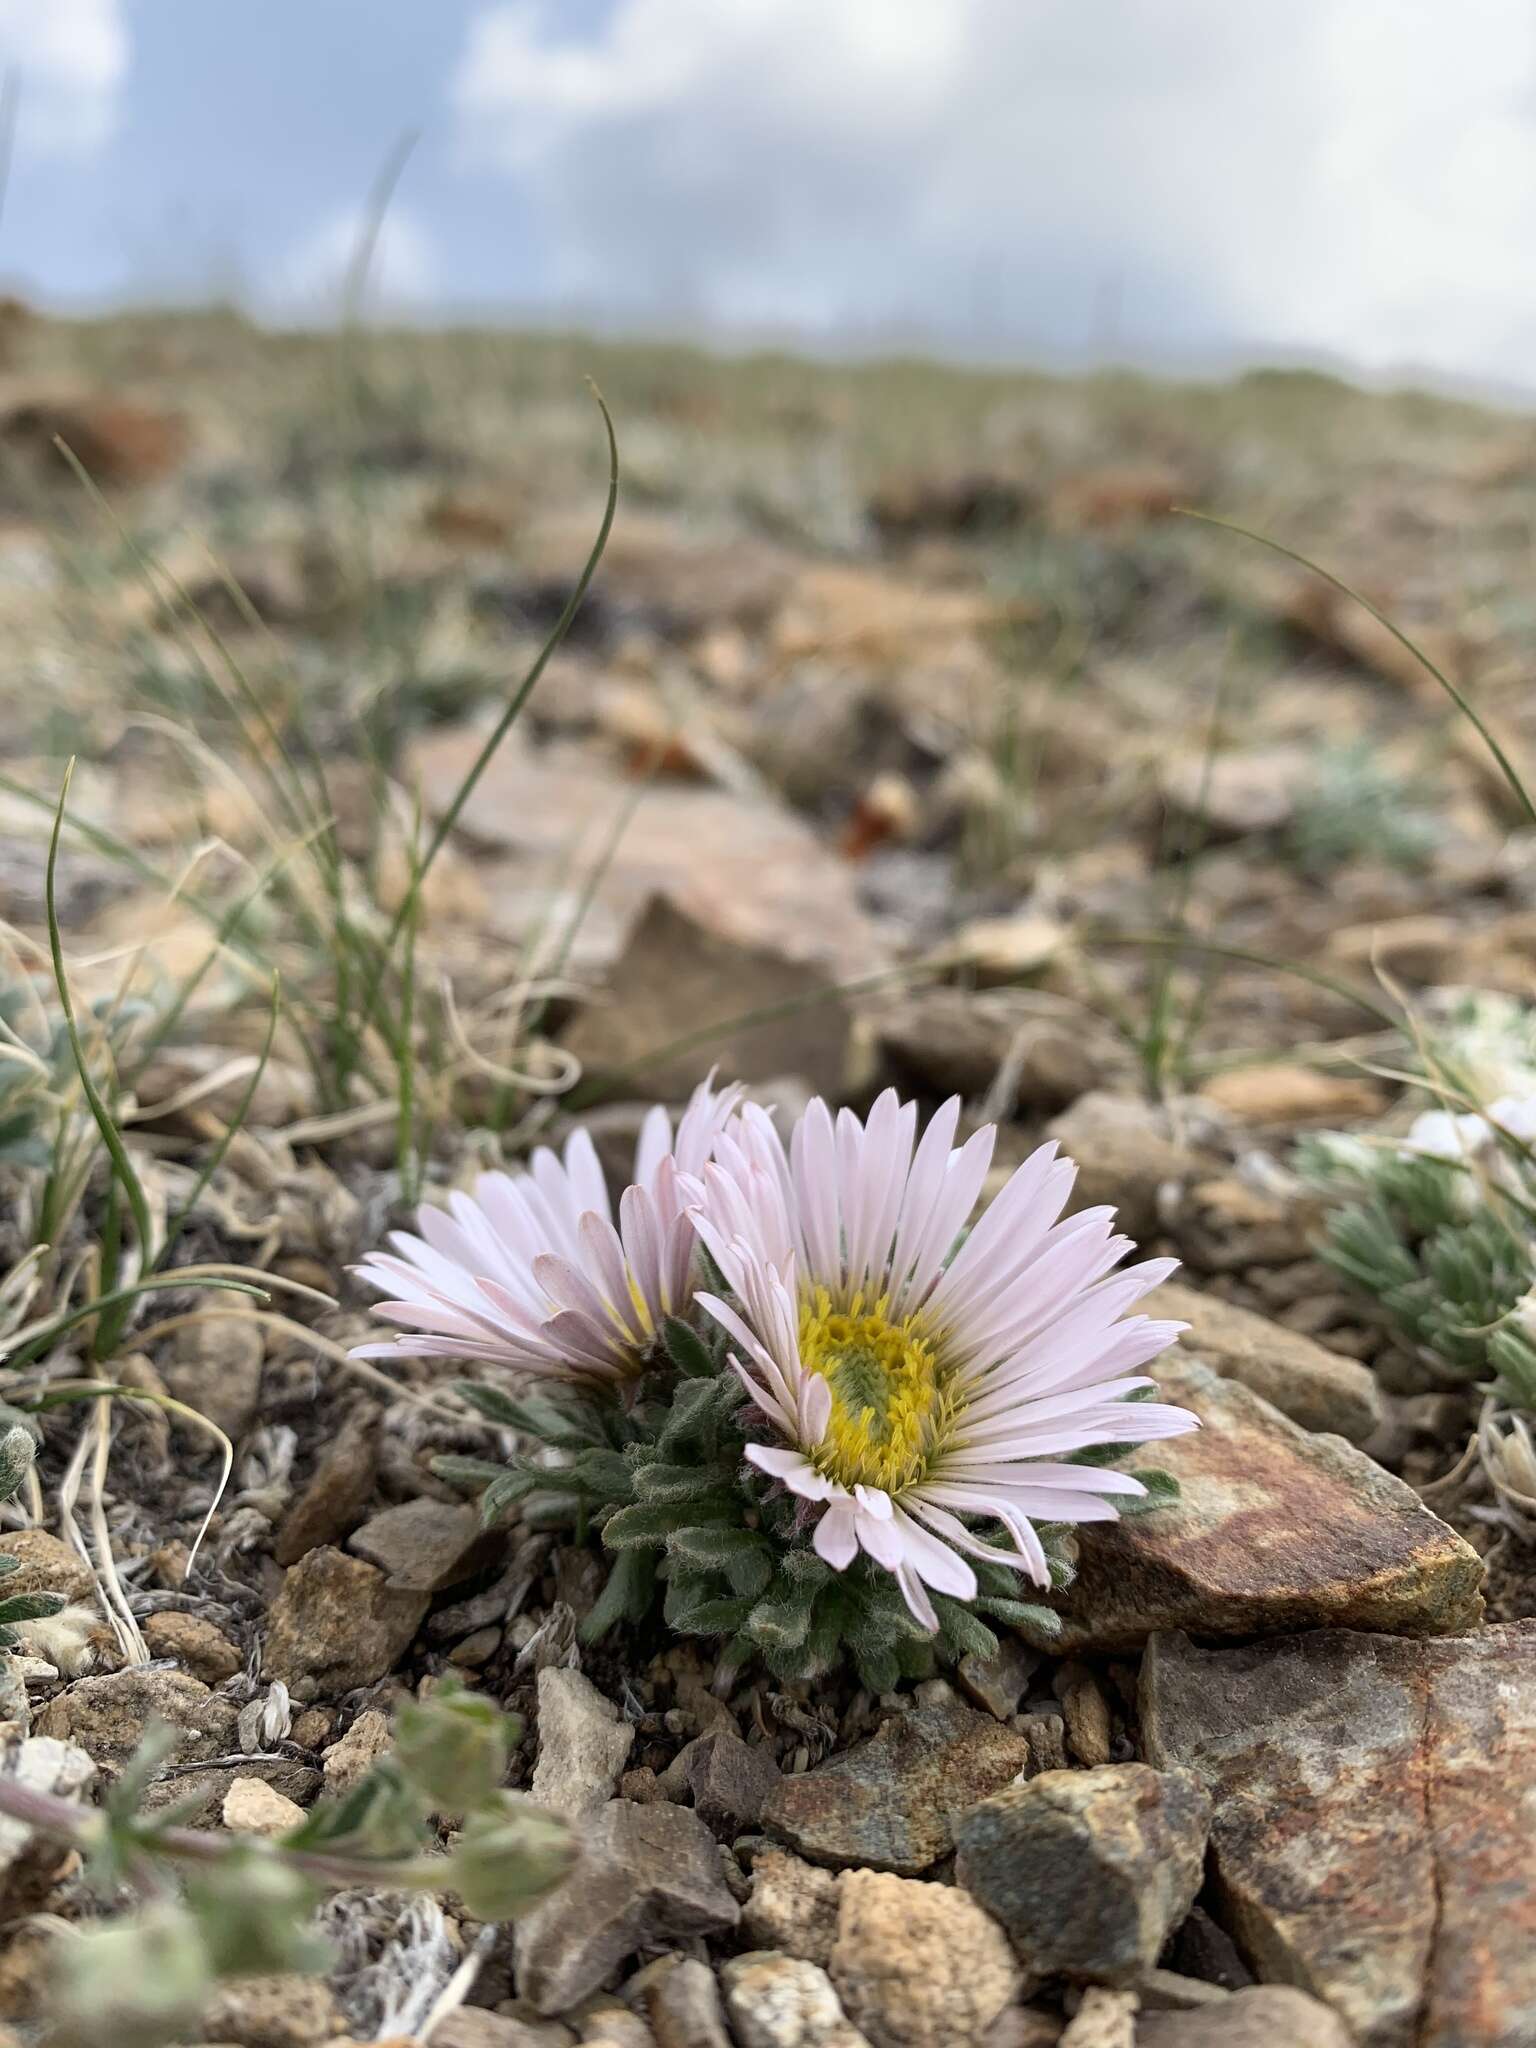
(442, 1316, 1180, 1691)
(1299, 1128, 1536, 1401)
(38, 1680, 571, 2048)
(1284, 741, 1440, 878)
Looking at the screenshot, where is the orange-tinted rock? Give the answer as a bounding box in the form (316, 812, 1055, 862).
(1018, 1363, 1482, 1655)
(1143, 1622, 1536, 2048)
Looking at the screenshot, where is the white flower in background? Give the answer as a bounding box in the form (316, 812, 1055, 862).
(1405, 1108, 1493, 1162)
(689, 1091, 1197, 1630)
(353, 1077, 741, 1382)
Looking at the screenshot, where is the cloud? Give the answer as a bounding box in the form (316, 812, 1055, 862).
(0, 0, 128, 158)
(450, 0, 1536, 385)
(275, 205, 440, 316)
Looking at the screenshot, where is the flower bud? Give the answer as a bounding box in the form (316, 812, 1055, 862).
(48, 1905, 213, 2048)
(447, 1794, 574, 1921)
(395, 1680, 515, 1816)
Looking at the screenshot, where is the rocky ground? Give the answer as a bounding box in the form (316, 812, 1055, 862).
(2, 306, 1536, 2045)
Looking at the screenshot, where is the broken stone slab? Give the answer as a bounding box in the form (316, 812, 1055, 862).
(1145, 1280, 1383, 1443)
(1142, 1621, 1536, 2048)
(346, 1495, 504, 1593)
(273, 1406, 380, 1566)
(514, 1799, 740, 2014)
(560, 892, 857, 1100)
(1017, 1362, 1483, 1655)
(761, 1694, 1031, 1875)
(683, 1728, 782, 1836)
(409, 728, 887, 983)
(955, 1764, 1210, 1985)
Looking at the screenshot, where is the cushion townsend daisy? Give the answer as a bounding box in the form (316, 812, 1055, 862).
(352, 1076, 741, 1382)
(688, 1090, 1198, 1629)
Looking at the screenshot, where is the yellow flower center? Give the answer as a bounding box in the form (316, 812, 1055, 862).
(799, 1286, 955, 1495)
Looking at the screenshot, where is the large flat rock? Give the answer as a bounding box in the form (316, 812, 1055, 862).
(1018, 1363, 1482, 1654)
(409, 729, 887, 979)
(1142, 1622, 1536, 2048)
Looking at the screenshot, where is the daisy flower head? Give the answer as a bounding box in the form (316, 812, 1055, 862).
(689, 1090, 1197, 1630)
(353, 1076, 741, 1384)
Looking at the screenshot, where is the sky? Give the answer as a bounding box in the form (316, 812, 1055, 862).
(4, 0, 1536, 393)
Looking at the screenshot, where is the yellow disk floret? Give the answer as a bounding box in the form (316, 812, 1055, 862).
(799, 1286, 955, 1495)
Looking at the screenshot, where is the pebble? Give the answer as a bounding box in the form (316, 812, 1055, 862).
(1135, 1985, 1350, 2046)
(957, 1638, 1040, 1722)
(514, 1801, 740, 2015)
(956, 1764, 1210, 1985)
(433, 2012, 576, 2048)
(36, 1668, 239, 1783)
(721, 1952, 871, 2048)
(829, 1869, 1023, 2048)
(222, 1775, 305, 1835)
(684, 1729, 782, 1836)
(1056, 1987, 1135, 2048)
(0, 1737, 94, 1914)
(261, 1546, 428, 1699)
(0, 1529, 96, 1605)
(1053, 1664, 1113, 1767)
(743, 1849, 844, 1967)
(273, 1407, 380, 1566)
(762, 1694, 1031, 1875)
(530, 1667, 634, 1821)
(141, 1609, 244, 1683)
(200, 1974, 340, 2048)
(642, 1956, 732, 2048)
(322, 1706, 393, 1792)
(162, 1305, 265, 1443)
(348, 1495, 504, 1594)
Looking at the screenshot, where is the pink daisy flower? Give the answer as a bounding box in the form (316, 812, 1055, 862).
(353, 1077, 741, 1383)
(689, 1090, 1197, 1630)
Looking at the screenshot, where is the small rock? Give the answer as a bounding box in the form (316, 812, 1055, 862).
(1054, 1664, 1113, 1767)
(0, 1529, 96, 1605)
(621, 1766, 662, 1803)
(643, 1957, 731, 2048)
(744, 1849, 844, 1967)
(1045, 1093, 1216, 1240)
(1158, 745, 1312, 837)
(947, 912, 1066, 987)
(348, 1495, 504, 1593)
(322, 1707, 392, 1791)
(1135, 1986, 1350, 2046)
(1057, 1987, 1136, 2048)
(162, 1306, 265, 1442)
(762, 1695, 1031, 1875)
(531, 1667, 634, 1820)
(515, 1801, 740, 2014)
(981, 2013, 1062, 2048)
(562, 893, 859, 1100)
(721, 1952, 871, 2048)
(830, 1869, 1022, 2048)
(141, 1610, 244, 1683)
(222, 1776, 305, 1836)
(1146, 1281, 1383, 1444)
(1012, 1712, 1068, 1776)
(1136, 1969, 1228, 2013)
(273, 1408, 380, 1566)
(957, 1638, 1040, 1721)
(434, 2012, 576, 2048)
(450, 1625, 504, 1668)
(200, 1974, 339, 2048)
(1197, 1065, 1386, 1125)
(36, 1668, 239, 1780)
(956, 1765, 1210, 1985)
(0, 1737, 95, 1911)
(876, 991, 1107, 1112)
(261, 1546, 428, 1699)
(1142, 1621, 1536, 2048)
(1021, 1362, 1484, 1654)
(685, 1730, 782, 1836)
